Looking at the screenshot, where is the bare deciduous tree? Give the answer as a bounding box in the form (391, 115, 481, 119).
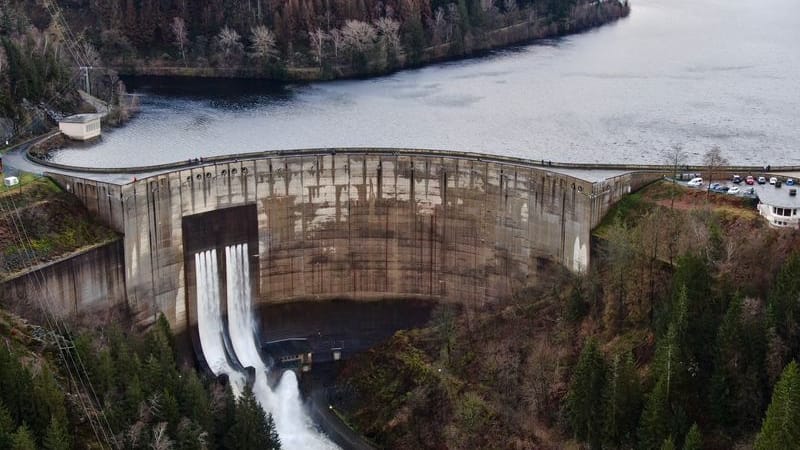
(504, 0, 517, 14)
(171, 17, 188, 63)
(150, 422, 173, 450)
(308, 28, 327, 65)
(249, 25, 279, 61)
(82, 42, 101, 66)
(0, 45, 6, 73)
(703, 145, 729, 196)
(446, 3, 460, 41)
(661, 144, 688, 265)
(341, 20, 377, 53)
(431, 7, 447, 44)
(665, 144, 687, 184)
(374, 17, 401, 54)
(329, 28, 344, 59)
(217, 26, 243, 61)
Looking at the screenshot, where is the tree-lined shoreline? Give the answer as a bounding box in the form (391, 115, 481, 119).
(76, 0, 629, 80)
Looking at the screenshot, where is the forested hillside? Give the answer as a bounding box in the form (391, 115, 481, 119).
(0, 0, 130, 142)
(54, 0, 628, 77)
(335, 181, 800, 449)
(0, 312, 282, 449)
(0, 0, 77, 140)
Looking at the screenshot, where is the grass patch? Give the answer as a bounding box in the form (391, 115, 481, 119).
(1, 174, 117, 278)
(594, 190, 654, 239)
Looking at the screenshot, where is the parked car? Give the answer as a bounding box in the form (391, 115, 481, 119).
(727, 186, 740, 195)
(769, 177, 778, 185)
(688, 177, 703, 187)
(710, 182, 721, 190)
(732, 175, 742, 184)
(787, 178, 795, 186)
(758, 176, 767, 184)
(746, 175, 755, 185)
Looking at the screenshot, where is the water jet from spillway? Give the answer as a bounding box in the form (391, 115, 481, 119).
(195, 244, 338, 449)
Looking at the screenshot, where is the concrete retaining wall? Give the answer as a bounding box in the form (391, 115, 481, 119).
(0, 240, 126, 319)
(48, 150, 658, 333)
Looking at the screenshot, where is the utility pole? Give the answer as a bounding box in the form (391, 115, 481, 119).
(81, 66, 91, 95)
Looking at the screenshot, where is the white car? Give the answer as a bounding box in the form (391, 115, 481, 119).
(727, 186, 740, 195)
(687, 177, 703, 187)
(770, 177, 778, 185)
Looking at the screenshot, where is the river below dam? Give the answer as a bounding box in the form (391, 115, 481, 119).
(50, 0, 800, 167)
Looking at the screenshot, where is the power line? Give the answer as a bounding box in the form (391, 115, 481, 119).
(0, 184, 119, 448)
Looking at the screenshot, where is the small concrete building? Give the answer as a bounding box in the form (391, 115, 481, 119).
(262, 338, 313, 372)
(756, 184, 800, 229)
(59, 114, 102, 141)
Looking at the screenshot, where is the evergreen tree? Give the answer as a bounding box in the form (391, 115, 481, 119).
(10, 424, 36, 450)
(639, 292, 690, 450)
(602, 351, 642, 448)
(767, 253, 800, 363)
(0, 402, 14, 449)
(118, 374, 143, 426)
(74, 335, 114, 398)
(224, 386, 281, 450)
(213, 384, 238, 448)
(754, 361, 800, 450)
(0, 346, 34, 426)
(565, 339, 606, 449)
(175, 418, 207, 450)
(710, 297, 767, 430)
(178, 369, 212, 431)
(682, 423, 702, 450)
(31, 366, 68, 437)
(639, 377, 671, 450)
(160, 389, 181, 433)
(43, 417, 71, 450)
(266, 413, 281, 448)
(660, 436, 676, 450)
(566, 284, 589, 323)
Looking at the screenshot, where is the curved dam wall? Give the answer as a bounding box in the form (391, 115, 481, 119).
(47, 150, 659, 332)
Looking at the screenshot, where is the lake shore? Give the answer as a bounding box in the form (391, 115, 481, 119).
(113, 1, 629, 82)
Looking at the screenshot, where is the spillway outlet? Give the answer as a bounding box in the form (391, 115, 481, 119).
(262, 338, 313, 378)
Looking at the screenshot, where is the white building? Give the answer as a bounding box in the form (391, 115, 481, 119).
(756, 184, 800, 229)
(58, 114, 102, 141)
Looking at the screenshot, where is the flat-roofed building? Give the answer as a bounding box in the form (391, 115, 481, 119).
(756, 184, 800, 229)
(59, 114, 102, 141)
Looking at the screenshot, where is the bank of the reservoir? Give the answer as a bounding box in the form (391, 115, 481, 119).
(114, 0, 629, 81)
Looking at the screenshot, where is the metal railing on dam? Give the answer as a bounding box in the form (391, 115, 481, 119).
(35, 147, 798, 332)
(27, 145, 800, 178)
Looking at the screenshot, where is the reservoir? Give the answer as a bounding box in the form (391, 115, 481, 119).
(50, 0, 800, 167)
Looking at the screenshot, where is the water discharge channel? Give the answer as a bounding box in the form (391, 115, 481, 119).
(196, 243, 339, 449)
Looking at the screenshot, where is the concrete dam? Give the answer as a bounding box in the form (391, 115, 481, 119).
(42, 148, 661, 334)
(8, 147, 664, 449)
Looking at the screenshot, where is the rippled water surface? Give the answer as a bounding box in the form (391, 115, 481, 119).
(52, 0, 800, 167)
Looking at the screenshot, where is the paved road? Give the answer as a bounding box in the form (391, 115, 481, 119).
(3, 133, 799, 186)
(2, 142, 152, 184)
(308, 386, 375, 450)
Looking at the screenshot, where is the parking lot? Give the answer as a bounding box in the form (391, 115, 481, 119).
(677, 173, 797, 198)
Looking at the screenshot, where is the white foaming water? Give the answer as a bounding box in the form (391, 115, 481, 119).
(195, 243, 338, 450)
(273, 371, 340, 449)
(194, 250, 244, 394)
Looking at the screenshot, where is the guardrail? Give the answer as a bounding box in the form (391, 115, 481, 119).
(26, 145, 800, 176)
